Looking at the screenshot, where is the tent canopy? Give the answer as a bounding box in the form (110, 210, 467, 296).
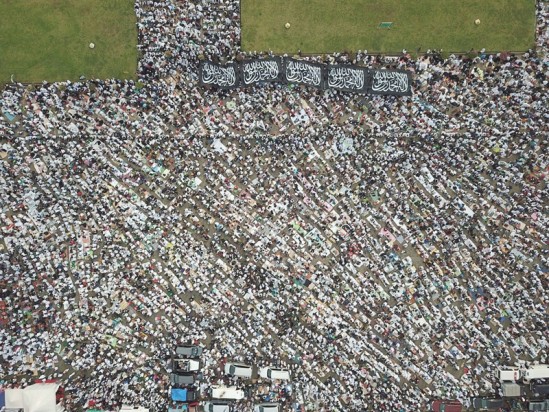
(5, 383, 59, 412)
(5, 388, 24, 409)
(24, 383, 59, 412)
(119, 405, 149, 412)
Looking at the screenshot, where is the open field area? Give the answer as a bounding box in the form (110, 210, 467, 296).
(241, 0, 537, 54)
(0, 0, 137, 84)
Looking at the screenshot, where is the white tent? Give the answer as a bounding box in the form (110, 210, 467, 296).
(23, 383, 59, 412)
(5, 388, 24, 409)
(120, 405, 149, 412)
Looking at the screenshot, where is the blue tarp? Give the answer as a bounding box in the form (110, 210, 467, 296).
(171, 388, 188, 401)
(0, 389, 5, 407)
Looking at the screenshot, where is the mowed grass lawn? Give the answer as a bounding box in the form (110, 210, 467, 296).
(0, 0, 137, 84)
(241, 0, 536, 54)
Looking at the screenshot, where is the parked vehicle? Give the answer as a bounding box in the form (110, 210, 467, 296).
(258, 367, 291, 381)
(202, 400, 233, 412)
(170, 387, 198, 402)
(502, 382, 527, 397)
(223, 363, 253, 378)
(173, 357, 200, 372)
(528, 399, 549, 411)
(168, 406, 199, 412)
(210, 385, 245, 400)
(498, 366, 521, 382)
(431, 399, 462, 412)
(254, 403, 281, 412)
(470, 397, 505, 410)
(498, 364, 549, 382)
(532, 383, 549, 396)
(175, 345, 203, 358)
(170, 372, 195, 386)
(524, 365, 549, 381)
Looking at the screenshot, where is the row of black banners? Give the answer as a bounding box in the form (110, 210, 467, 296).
(199, 57, 412, 96)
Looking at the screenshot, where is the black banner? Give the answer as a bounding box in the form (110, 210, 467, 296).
(367, 69, 412, 96)
(199, 61, 239, 89)
(198, 59, 412, 96)
(241, 57, 283, 86)
(327, 65, 369, 94)
(283, 58, 325, 89)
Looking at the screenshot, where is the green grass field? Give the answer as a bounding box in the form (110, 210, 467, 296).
(0, 0, 137, 84)
(241, 0, 536, 54)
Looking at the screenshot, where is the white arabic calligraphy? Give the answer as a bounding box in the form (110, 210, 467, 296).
(328, 67, 364, 90)
(286, 60, 322, 86)
(371, 71, 409, 93)
(201, 62, 237, 87)
(243, 60, 280, 85)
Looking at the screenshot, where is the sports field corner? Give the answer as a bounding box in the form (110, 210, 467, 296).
(241, 0, 537, 54)
(0, 0, 137, 84)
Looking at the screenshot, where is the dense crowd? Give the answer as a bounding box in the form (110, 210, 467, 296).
(1, 0, 548, 411)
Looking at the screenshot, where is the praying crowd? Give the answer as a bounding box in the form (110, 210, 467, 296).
(1, 0, 548, 411)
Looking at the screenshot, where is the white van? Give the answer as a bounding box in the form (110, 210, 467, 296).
(211, 385, 245, 400)
(202, 401, 232, 412)
(499, 364, 549, 382)
(499, 366, 521, 382)
(258, 366, 291, 381)
(223, 363, 253, 378)
(523, 364, 549, 381)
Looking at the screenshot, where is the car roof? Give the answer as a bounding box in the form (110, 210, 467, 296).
(176, 345, 202, 351)
(256, 404, 279, 412)
(228, 362, 251, 367)
(533, 383, 549, 394)
(432, 399, 462, 412)
(471, 398, 503, 406)
(171, 372, 195, 383)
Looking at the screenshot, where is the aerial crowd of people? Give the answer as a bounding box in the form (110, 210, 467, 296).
(0, 0, 548, 411)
